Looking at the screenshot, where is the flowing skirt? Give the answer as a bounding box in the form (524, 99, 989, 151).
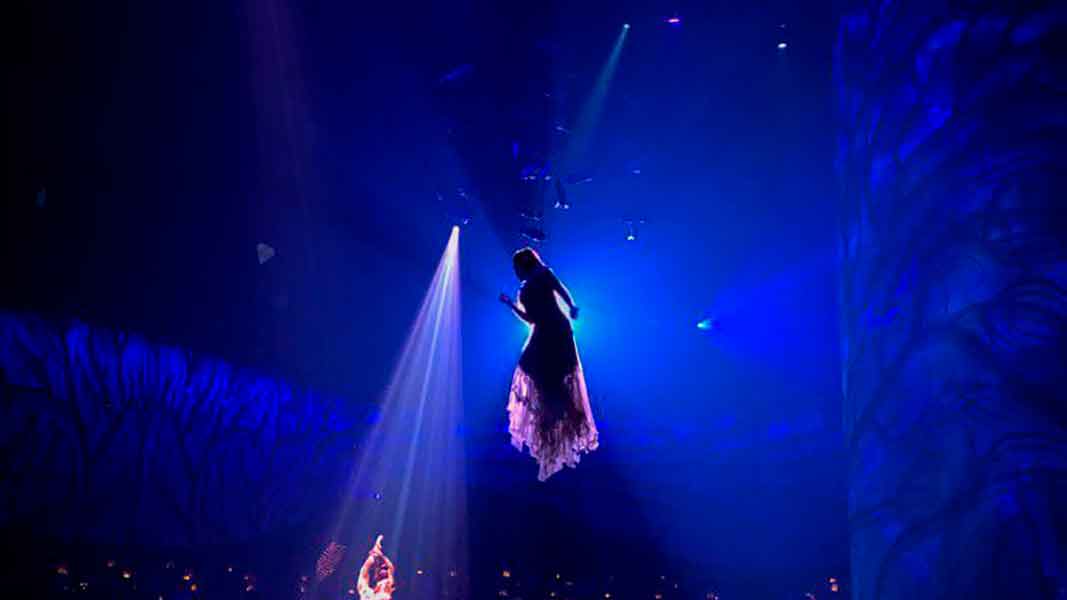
(507, 324, 598, 481)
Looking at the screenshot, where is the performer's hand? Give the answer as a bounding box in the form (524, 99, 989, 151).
(373, 535, 384, 554)
(570, 305, 580, 320)
(499, 293, 512, 306)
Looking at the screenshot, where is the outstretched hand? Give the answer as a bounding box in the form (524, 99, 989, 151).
(373, 535, 384, 555)
(499, 293, 513, 306)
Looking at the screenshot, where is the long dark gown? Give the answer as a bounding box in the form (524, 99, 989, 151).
(507, 267, 598, 481)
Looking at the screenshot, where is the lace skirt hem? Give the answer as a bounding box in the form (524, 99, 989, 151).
(507, 365, 599, 481)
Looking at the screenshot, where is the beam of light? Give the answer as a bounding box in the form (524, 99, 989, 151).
(319, 226, 466, 598)
(562, 24, 630, 169)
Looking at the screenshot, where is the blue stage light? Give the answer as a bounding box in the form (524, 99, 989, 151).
(697, 318, 721, 331)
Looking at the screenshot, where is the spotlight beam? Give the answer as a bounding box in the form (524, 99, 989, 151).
(317, 226, 466, 597)
(563, 24, 630, 169)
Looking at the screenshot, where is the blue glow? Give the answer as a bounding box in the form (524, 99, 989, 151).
(697, 318, 713, 330)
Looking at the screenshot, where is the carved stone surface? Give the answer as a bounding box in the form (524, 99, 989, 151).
(0, 311, 364, 548)
(836, 2, 1067, 598)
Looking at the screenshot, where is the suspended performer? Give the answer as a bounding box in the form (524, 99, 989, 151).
(499, 248, 598, 481)
(357, 535, 395, 600)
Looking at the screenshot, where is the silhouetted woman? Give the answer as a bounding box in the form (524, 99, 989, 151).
(499, 248, 598, 481)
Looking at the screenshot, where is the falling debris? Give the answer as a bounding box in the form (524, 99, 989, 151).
(440, 188, 474, 226)
(256, 243, 275, 264)
(519, 208, 544, 222)
(438, 63, 473, 85)
(554, 179, 570, 210)
(520, 162, 549, 182)
(520, 223, 547, 243)
(565, 173, 594, 185)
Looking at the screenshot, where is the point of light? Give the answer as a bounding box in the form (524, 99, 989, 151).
(666, 16, 681, 25)
(623, 23, 630, 29)
(626, 234, 636, 242)
(777, 42, 788, 50)
(697, 318, 712, 330)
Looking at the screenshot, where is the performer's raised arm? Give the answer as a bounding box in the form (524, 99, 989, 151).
(377, 550, 396, 594)
(356, 549, 376, 597)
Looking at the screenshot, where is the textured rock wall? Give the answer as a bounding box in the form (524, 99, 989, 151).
(835, 2, 1067, 598)
(0, 311, 365, 548)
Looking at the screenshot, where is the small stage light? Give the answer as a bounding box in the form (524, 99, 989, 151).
(623, 218, 644, 241)
(256, 243, 275, 264)
(665, 16, 681, 25)
(623, 23, 631, 29)
(777, 42, 788, 50)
